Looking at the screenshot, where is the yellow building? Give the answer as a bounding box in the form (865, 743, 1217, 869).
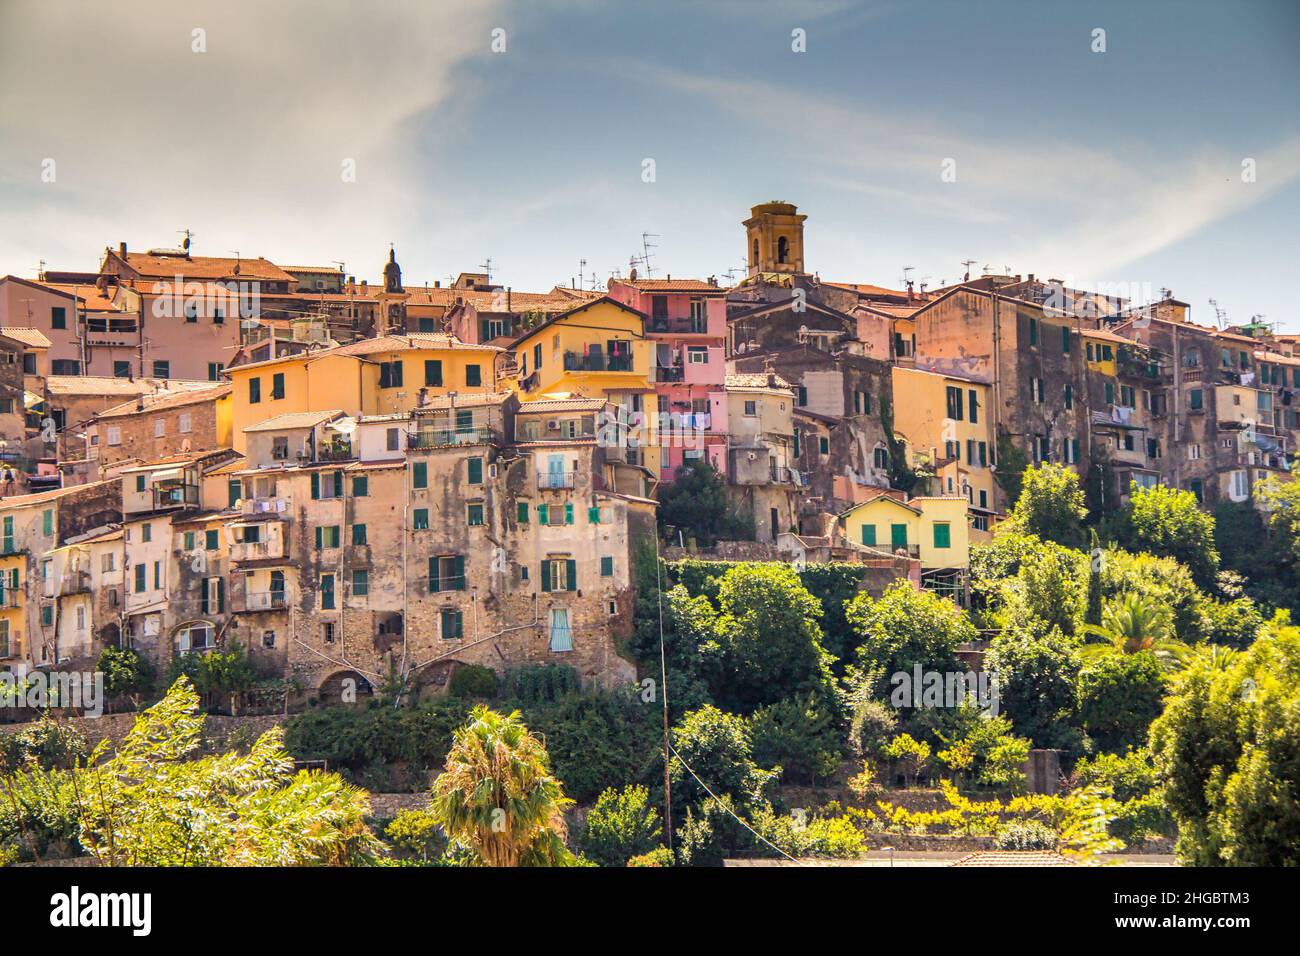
(226, 334, 501, 452)
(840, 493, 975, 602)
(890, 366, 997, 520)
(511, 297, 651, 403)
(0, 488, 63, 673)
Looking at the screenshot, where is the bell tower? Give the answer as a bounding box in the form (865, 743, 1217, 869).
(378, 245, 409, 333)
(744, 201, 807, 278)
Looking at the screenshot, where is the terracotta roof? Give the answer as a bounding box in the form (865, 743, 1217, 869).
(0, 479, 115, 508)
(949, 851, 1078, 867)
(0, 327, 52, 348)
(824, 281, 912, 299)
(96, 384, 230, 419)
(515, 397, 609, 413)
(280, 265, 344, 275)
(334, 333, 500, 357)
(508, 296, 646, 347)
(1081, 327, 1135, 345)
(46, 376, 213, 398)
(243, 409, 346, 433)
(725, 372, 794, 391)
(615, 279, 728, 294)
(119, 252, 293, 283)
(412, 391, 512, 412)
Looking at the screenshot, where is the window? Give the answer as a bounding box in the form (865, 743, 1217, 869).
(315, 525, 341, 549)
(208, 362, 224, 382)
(179, 412, 192, 433)
(199, 577, 225, 614)
(796, 385, 808, 407)
(1064, 383, 1073, 409)
(467, 503, 484, 526)
(213, 307, 224, 325)
(968, 389, 978, 424)
(429, 555, 466, 591)
(141, 522, 151, 543)
(541, 558, 577, 593)
(227, 479, 241, 508)
(424, 359, 443, 386)
(873, 446, 889, 469)
(549, 608, 573, 652)
(1028, 317, 1038, 346)
(744, 400, 757, 417)
(1104, 382, 1115, 405)
(271, 372, 285, 400)
(819, 436, 830, 456)
(588, 506, 602, 524)
(933, 522, 951, 549)
(351, 569, 369, 597)
(440, 608, 464, 640)
(413, 508, 429, 530)
(323, 621, 336, 644)
(945, 386, 964, 421)
(538, 503, 549, 525)
(1061, 325, 1071, 352)
(262, 630, 276, 649)
(352, 524, 367, 545)
(249, 377, 261, 404)
(1188, 443, 1201, 461)
(205, 529, 219, 550)
(135, 474, 146, 492)
(861, 524, 876, 547)
(386, 428, 400, 451)
(52, 359, 80, 374)
(134, 563, 146, 593)
(687, 346, 708, 364)
(564, 502, 574, 525)
(177, 621, 215, 652)
(42, 509, 53, 536)
(467, 457, 483, 484)
(352, 475, 368, 497)
(379, 361, 403, 388)
(22, 353, 34, 374)
(310, 471, 344, 499)
(183, 531, 195, 550)
(412, 462, 427, 489)
(1030, 378, 1044, 404)
(114, 360, 131, 378)
(319, 573, 335, 610)
(1189, 388, 1204, 411)
(465, 364, 482, 387)
(600, 556, 614, 577)
(51, 306, 67, 329)
(890, 523, 908, 550)
(517, 502, 530, 524)
(150, 360, 170, 379)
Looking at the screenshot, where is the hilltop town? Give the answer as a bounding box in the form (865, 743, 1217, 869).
(0, 201, 1292, 700)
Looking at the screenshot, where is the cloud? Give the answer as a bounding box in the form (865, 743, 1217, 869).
(0, 0, 503, 275)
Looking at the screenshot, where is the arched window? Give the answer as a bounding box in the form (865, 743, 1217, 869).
(175, 621, 215, 653)
(751, 238, 759, 265)
(777, 235, 789, 264)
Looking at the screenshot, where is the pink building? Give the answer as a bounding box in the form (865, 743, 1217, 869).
(606, 278, 729, 481)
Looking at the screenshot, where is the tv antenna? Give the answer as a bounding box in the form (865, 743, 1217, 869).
(177, 229, 195, 254)
(900, 265, 914, 287)
(478, 258, 493, 284)
(229, 250, 240, 275)
(1209, 298, 1228, 329)
(640, 232, 660, 279)
(579, 259, 586, 290)
(960, 259, 977, 282)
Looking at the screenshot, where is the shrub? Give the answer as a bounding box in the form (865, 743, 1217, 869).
(96, 646, 154, 699)
(847, 697, 897, 760)
(995, 819, 1059, 851)
(1076, 652, 1166, 753)
(578, 785, 663, 867)
(447, 665, 500, 699)
(627, 846, 676, 867)
(748, 693, 843, 785)
(501, 664, 580, 704)
(384, 808, 445, 864)
(0, 717, 87, 773)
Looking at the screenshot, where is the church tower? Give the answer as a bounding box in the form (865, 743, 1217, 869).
(743, 201, 807, 278)
(378, 245, 409, 333)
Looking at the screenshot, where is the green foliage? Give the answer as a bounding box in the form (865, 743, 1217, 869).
(846, 696, 898, 761)
(627, 846, 675, 867)
(669, 705, 777, 816)
(447, 665, 500, 699)
(430, 705, 576, 867)
(577, 785, 662, 866)
(166, 642, 257, 709)
(986, 623, 1083, 751)
(656, 459, 753, 545)
(1076, 652, 1166, 753)
(1215, 497, 1299, 614)
(848, 581, 974, 706)
(995, 819, 1059, 850)
(749, 805, 865, 859)
(975, 533, 1089, 636)
(96, 646, 154, 699)
(748, 693, 843, 785)
(501, 664, 581, 705)
(1073, 748, 1173, 843)
(1150, 614, 1300, 865)
(0, 763, 83, 862)
(884, 733, 931, 787)
(76, 678, 381, 866)
(384, 808, 445, 864)
(1118, 483, 1219, 588)
(0, 717, 87, 774)
(1002, 463, 1087, 548)
(993, 427, 1030, 505)
(525, 690, 661, 804)
(1198, 597, 1264, 650)
(795, 563, 875, 668)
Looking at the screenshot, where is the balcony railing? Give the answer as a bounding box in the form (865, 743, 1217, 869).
(650, 317, 712, 335)
(537, 472, 576, 489)
(242, 497, 287, 516)
(230, 540, 282, 562)
(59, 570, 90, 595)
(563, 351, 634, 372)
(655, 365, 685, 383)
(409, 427, 496, 449)
(316, 442, 354, 462)
(237, 590, 287, 612)
(0, 639, 18, 659)
(0, 590, 19, 609)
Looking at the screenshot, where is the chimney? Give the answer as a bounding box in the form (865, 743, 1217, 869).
(767, 373, 778, 388)
(1027, 273, 1035, 285)
(906, 280, 914, 301)
(434, 280, 441, 289)
(507, 287, 512, 311)
(119, 242, 127, 258)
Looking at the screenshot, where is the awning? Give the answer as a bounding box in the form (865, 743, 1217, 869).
(151, 467, 185, 482)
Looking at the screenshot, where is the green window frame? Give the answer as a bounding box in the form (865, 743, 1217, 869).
(352, 475, 368, 497)
(183, 531, 195, 550)
(465, 364, 482, 387)
(352, 569, 369, 597)
(564, 503, 574, 525)
(861, 524, 876, 547)
(425, 360, 443, 386)
(134, 564, 146, 592)
(271, 372, 285, 400)
(413, 508, 429, 530)
(249, 377, 261, 404)
(600, 556, 614, 577)
(440, 608, 463, 640)
(518, 502, 530, 524)
(890, 523, 908, 550)
(933, 522, 951, 549)
(352, 524, 367, 546)
(467, 503, 484, 526)
(320, 574, 335, 610)
(412, 462, 427, 489)
(228, 479, 241, 508)
(588, 506, 601, 523)
(42, 509, 53, 536)
(467, 457, 483, 484)
(136, 475, 146, 492)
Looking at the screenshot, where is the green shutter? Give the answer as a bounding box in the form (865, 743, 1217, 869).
(206, 529, 218, 550)
(353, 524, 366, 545)
(933, 523, 951, 548)
(413, 463, 427, 488)
(564, 503, 574, 525)
(601, 556, 613, 576)
(518, 502, 529, 523)
(468, 458, 483, 484)
(42, 510, 53, 536)
(541, 560, 552, 592)
(454, 555, 465, 590)
(538, 504, 548, 525)
(566, 559, 577, 592)
(861, 525, 876, 547)
(588, 506, 601, 523)
(425, 359, 443, 386)
(891, 524, 908, 549)
(429, 557, 439, 592)
(217, 578, 225, 613)
(311, 472, 320, 499)
(353, 476, 368, 497)
(315, 526, 323, 549)
(333, 471, 343, 497)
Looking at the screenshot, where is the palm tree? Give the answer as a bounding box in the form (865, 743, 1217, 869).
(1081, 593, 1191, 671)
(430, 705, 575, 866)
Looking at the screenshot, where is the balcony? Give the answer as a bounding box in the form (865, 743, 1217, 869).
(59, 570, 90, 595)
(230, 536, 285, 563)
(409, 427, 496, 449)
(236, 590, 287, 613)
(537, 472, 576, 489)
(649, 316, 716, 336)
(563, 351, 634, 373)
(152, 482, 199, 511)
(0, 590, 19, 609)
(316, 441, 354, 463)
(655, 365, 685, 383)
(242, 496, 287, 516)
(0, 638, 18, 659)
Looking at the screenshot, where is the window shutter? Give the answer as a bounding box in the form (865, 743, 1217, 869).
(518, 502, 529, 523)
(315, 526, 323, 549)
(468, 458, 483, 484)
(311, 472, 320, 499)
(217, 578, 225, 613)
(201, 580, 210, 614)
(566, 559, 577, 592)
(454, 556, 465, 590)
(565, 503, 574, 524)
(333, 471, 344, 497)
(538, 504, 548, 525)
(588, 506, 600, 523)
(429, 557, 439, 592)
(541, 560, 552, 592)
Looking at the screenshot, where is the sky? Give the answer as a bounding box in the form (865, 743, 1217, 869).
(1, 0, 1298, 328)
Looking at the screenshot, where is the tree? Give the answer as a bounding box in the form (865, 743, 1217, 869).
(748, 693, 843, 785)
(578, 785, 662, 867)
(430, 705, 576, 866)
(1117, 483, 1219, 588)
(699, 564, 835, 713)
(986, 623, 1083, 751)
(1081, 593, 1191, 672)
(848, 581, 975, 706)
(1076, 651, 1166, 753)
(1001, 463, 1087, 548)
(96, 646, 154, 701)
(1150, 614, 1300, 865)
(668, 705, 777, 816)
(69, 678, 379, 866)
(993, 426, 1029, 506)
(656, 458, 752, 546)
